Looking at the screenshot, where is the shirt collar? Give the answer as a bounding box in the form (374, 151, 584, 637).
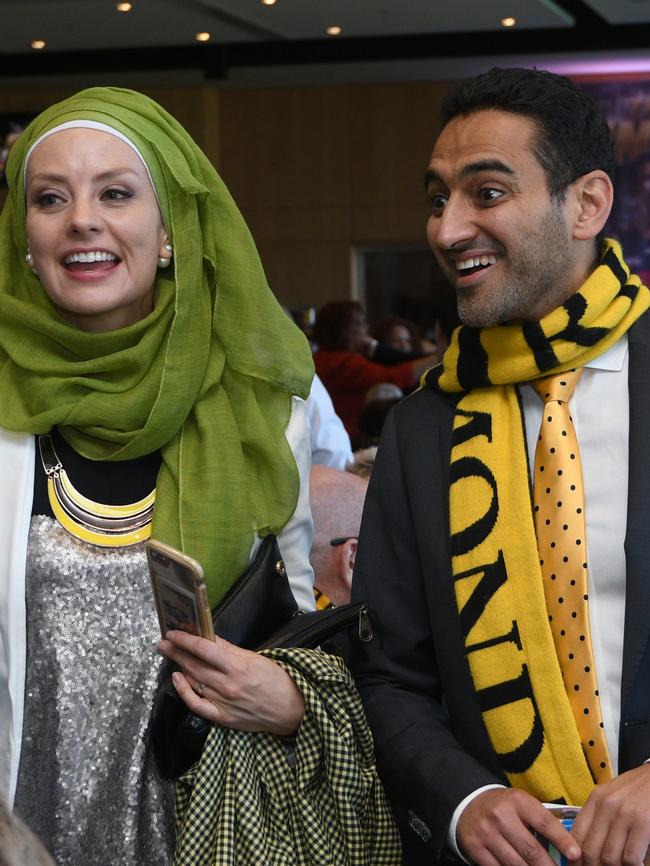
(584, 334, 628, 372)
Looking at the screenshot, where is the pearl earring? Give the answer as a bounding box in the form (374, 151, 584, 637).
(158, 242, 173, 269)
(25, 251, 38, 275)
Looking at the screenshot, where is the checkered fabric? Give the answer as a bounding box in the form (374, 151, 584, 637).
(173, 648, 401, 865)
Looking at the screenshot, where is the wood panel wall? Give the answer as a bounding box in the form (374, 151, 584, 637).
(218, 81, 450, 309)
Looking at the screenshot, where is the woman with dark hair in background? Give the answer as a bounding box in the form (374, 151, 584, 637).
(371, 315, 427, 357)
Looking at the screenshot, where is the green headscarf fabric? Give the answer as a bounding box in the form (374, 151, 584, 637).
(0, 86, 314, 604)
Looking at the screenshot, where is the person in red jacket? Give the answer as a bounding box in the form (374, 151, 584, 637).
(313, 301, 437, 438)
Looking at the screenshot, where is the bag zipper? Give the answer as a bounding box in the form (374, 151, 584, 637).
(264, 602, 373, 649)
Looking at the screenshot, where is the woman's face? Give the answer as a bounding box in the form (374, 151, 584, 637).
(25, 127, 168, 332)
(386, 324, 412, 353)
(347, 310, 368, 352)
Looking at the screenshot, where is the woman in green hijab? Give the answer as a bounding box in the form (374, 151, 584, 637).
(0, 87, 316, 864)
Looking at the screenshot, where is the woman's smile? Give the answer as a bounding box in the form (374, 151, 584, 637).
(60, 248, 121, 280)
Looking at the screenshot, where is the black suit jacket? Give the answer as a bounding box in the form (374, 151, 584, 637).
(349, 314, 650, 864)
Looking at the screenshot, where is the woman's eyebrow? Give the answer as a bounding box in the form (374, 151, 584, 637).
(94, 167, 141, 182)
(27, 171, 68, 185)
(28, 167, 140, 185)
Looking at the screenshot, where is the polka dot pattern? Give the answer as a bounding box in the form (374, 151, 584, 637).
(531, 369, 612, 784)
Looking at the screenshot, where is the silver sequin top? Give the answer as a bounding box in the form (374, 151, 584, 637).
(13, 516, 175, 865)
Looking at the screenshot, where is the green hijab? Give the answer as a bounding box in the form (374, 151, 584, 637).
(0, 87, 314, 604)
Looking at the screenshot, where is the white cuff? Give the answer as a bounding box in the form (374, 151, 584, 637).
(447, 784, 507, 863)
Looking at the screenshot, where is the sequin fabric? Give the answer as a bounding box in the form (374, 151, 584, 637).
(13, 516, 175, 865)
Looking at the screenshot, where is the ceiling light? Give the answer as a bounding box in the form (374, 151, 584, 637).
(501, 16, 516, 27)
(261, 0, 277, 5)
(31, 39, 46, 50)
(326, 25, 342, 36)
(116, 2, 132, 11)
(195, 31, 211, 42)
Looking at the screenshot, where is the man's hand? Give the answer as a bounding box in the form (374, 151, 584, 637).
(457, 788, 581, 866)
(571, 765, 650, 866)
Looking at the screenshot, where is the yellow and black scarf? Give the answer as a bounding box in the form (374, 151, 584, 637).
(427, 239, 649, 805)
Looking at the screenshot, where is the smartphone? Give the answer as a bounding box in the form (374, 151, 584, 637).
(146, 539, 215, 641)
(536, 807, 580, 866)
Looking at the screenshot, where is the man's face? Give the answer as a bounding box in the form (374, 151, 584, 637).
(425, 109, 580, 327)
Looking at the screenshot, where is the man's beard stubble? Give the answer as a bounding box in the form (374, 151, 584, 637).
(454, 203, 572, 328)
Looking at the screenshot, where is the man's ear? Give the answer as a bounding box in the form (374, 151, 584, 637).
(571, 170, 613, 242)
(344, 537, 359, 580)
(336, 538, 358, 602)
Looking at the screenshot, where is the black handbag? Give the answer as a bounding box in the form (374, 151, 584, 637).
(151, 534, 372, 779)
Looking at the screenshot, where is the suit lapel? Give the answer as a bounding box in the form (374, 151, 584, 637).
(621, 311, 650, 707)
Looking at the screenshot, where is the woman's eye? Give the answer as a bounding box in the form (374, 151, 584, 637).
(35, 192, 62, 207)
(102, 188, 132, 201)
(479, 188, 504, 204)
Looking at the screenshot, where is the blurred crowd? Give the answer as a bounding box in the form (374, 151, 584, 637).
(298, 299, 460, 455)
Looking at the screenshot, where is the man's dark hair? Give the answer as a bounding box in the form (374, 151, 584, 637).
(441, 67, 614, 200)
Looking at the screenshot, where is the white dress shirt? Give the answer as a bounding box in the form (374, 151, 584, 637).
(449, 337, 630, 857)
(305, 374, 353, 471)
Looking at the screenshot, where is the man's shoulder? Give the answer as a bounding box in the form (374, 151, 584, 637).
(376, 380, 457, 467)
(391, 378, 457, 426)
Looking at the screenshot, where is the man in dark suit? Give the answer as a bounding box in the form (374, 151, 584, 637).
(349, 67, 650, 866)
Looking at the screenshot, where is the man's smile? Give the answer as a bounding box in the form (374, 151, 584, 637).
(442, 249, 500, 289)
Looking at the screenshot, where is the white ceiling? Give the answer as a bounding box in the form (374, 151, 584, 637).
(0, 0, 649, 86)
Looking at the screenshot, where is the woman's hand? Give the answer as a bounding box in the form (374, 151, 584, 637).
(156, 630, 305, 736)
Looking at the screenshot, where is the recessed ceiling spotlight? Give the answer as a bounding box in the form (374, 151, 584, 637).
(116, 2, 132, 11)
(31, 39, 46, 50)
(261, 0, 277, 5)
(326, 25, 342, 36)
(195, 31, 211, 42)
(501, 16, 516, 27)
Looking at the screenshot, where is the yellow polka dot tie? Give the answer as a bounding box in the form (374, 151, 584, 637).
(531, 369, 613, 784)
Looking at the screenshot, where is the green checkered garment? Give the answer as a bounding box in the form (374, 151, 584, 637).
(173, 648, 401, 865)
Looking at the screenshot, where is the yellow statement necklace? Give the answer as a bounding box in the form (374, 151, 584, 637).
(38, 434, 155, 548)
